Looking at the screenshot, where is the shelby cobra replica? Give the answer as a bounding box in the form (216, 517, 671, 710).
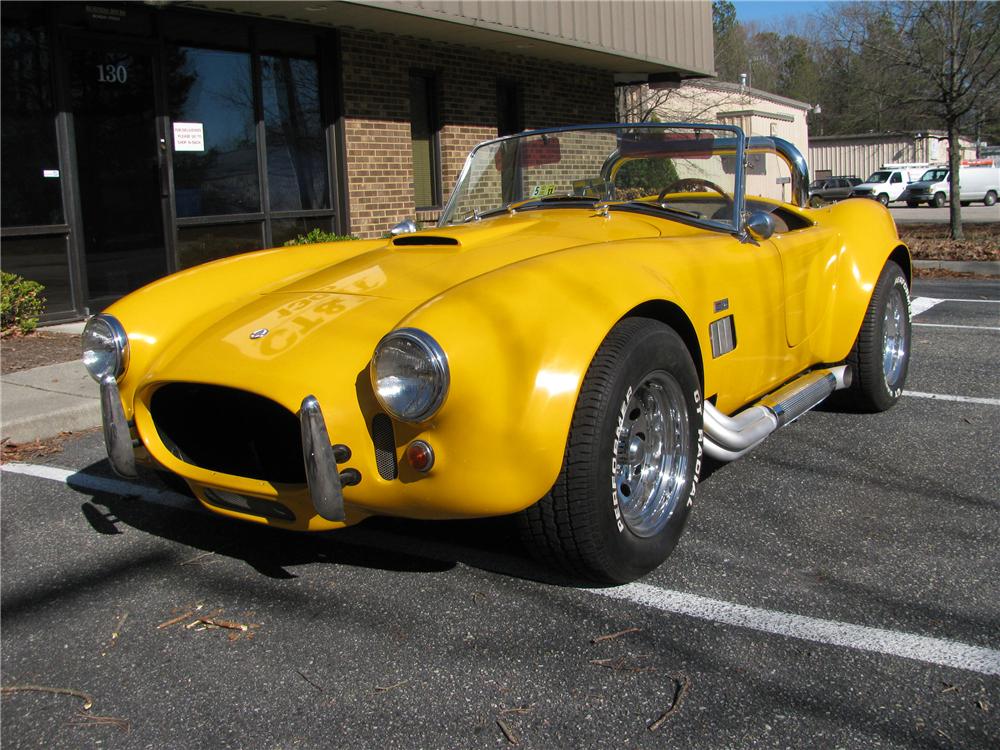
(83, 123, 911, 583)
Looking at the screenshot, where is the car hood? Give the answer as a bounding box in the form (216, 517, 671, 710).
(269, 209, 672, 301)
(136, 208, 677, 400)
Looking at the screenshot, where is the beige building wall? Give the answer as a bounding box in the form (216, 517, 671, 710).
(628, 80, 812, 201)
(808, 133, 977, 181)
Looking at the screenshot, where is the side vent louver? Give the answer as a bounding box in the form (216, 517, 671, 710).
(710, 315, 737, 358)
(372, 413, 398, 480)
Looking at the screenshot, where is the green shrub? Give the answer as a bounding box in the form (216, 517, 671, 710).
(1, 272, 45, 335)
(283, 228, 359, 246)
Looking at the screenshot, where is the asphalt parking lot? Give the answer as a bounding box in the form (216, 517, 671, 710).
(888, 203, 1000, 224)
(2, 277, 998, 749)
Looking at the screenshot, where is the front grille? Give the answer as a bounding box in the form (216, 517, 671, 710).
(149, 383, 306, 484)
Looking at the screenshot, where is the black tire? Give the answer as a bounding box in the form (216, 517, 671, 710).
(809, 196, 823, 208)
(931, 192, 946, 208)
(877, 193, 890, 206)
(841, 261, 911, 412)
(985, 191, 997, 207)
(518, 318, 702, 584)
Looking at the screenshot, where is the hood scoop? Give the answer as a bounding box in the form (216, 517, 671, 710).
(391, 235, 460, 247)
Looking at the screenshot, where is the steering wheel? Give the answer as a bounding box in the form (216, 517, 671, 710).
(657, 178, 733, 206)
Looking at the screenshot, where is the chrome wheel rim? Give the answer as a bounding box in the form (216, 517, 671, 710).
(613, 371, 690, 538)
(882, 285, 908, 387)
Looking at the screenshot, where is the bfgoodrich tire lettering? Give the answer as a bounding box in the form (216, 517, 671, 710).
(840, 260, 911, 412)
(518, 318, 702, 584)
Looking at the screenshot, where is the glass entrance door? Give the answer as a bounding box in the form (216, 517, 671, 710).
(69, 45, 167, 309)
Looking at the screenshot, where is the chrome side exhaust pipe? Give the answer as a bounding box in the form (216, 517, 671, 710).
(703, 366, 852, 462)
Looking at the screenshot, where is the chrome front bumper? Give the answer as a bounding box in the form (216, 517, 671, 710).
(99, 379, 348, 522)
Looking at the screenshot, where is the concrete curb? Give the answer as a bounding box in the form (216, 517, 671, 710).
(1, 360, 101, 443)
(913, 260, 1000, 276)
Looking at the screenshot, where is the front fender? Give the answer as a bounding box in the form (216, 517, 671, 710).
(810, 199, 910, 362)
(389, 233, 773, 516)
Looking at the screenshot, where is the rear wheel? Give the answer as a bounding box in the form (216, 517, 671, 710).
(841, 261, 911, 412)
(906, 201, 919, 208)
(518, 318, 702, 584)
(985, 191, 997, 206)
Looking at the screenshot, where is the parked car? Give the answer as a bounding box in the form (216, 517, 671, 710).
(83, 123, 912, 583)
(808, 176, 862, 206)
(901, 166, 1000, 207)
(850, 165, 927, 205)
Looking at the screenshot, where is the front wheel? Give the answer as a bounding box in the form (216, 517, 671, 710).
(931, 192, 946, 208)
(840, 260, 911, 412)
(518, 319, 702, 583)
(877, 193, 890, 206)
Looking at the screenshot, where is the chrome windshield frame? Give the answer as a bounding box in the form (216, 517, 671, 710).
(438, 123, 814, 233)
(438, 122, 749, 234)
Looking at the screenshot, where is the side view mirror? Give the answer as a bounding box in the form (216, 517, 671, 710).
(745, 210, 776, 241)
(389, 218, 418, 236)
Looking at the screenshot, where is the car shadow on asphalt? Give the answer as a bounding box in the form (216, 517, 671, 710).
(72, 459, 585, 588)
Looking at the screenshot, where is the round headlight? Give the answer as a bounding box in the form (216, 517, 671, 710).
(371, 328, 449, 423)
(81, 314, 129, 382)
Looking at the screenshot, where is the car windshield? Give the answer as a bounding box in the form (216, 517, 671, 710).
(919, 168, 949, 182)
(439, 124, 745, 232)
(866, 171, 892, 183)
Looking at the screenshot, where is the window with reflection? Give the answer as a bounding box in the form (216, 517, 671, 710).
(262, 56, 328, 212)
(410, 72, 440, 209)
(169, 47, 259, 217)
(177, 222, 263, 269)
(1, 15, 63, 227)
(1, 235, 73, 313)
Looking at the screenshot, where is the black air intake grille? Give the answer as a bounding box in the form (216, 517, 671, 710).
(372, 413, 398, 480)
(149, 384, 305, 484)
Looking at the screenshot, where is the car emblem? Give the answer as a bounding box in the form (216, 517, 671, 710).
(249, 328, 269, 340)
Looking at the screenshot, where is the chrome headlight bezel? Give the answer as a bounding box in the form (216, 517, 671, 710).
(371, 328, 449, 423)
(82, 314, 129, 382)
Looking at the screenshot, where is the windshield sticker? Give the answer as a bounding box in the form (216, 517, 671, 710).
(530, 184, 557, 198)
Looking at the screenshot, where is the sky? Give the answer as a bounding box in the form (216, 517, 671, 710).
(733, 1, 834, 26)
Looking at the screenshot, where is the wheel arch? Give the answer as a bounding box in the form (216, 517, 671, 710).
(624, 300, 704, 390)
(889, 244, 912, 285)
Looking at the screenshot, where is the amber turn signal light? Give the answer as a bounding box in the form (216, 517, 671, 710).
(406, 440, 435, 472)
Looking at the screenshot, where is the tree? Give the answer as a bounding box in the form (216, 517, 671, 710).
(830, 1, 1000, 239)
(713, 0, 747, 81)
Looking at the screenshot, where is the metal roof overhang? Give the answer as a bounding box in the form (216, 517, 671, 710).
(180, 0, 712, 78)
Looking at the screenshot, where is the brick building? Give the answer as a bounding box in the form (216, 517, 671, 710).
(1, 0, 713, 322)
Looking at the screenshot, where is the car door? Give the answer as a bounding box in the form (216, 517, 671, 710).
(765, 220, 842, 351)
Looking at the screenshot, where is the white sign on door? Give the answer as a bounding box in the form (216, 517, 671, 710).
(173, 122, 205, 152)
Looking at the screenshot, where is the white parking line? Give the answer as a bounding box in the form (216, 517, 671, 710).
(904, 391, 1000, 406)
(914, 323, 1000, 331)
(593, 584, 1000, 677)
(911, 297, 944, 316)
(4, 461, 1000, 677)
(911, 296, 1000, 318)
(1, 462, 198, 511)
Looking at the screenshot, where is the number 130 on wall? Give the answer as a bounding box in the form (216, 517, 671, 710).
(96, 63, 128, 84)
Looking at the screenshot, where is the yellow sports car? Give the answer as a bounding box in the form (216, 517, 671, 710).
(82, 123, 911, 583)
